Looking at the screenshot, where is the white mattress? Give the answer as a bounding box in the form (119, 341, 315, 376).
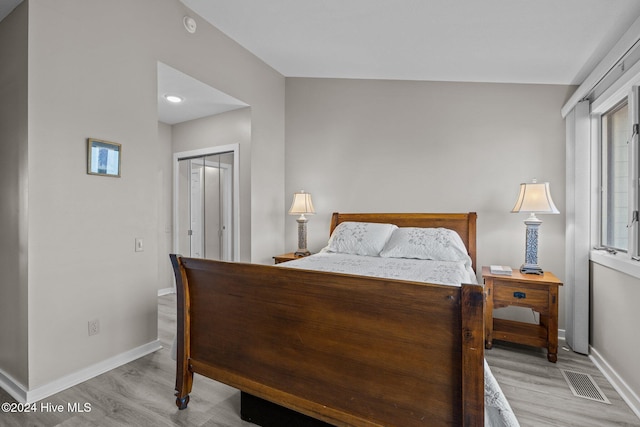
(279, 251, 520, 427)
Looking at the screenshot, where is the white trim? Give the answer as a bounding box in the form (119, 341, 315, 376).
(0, 340, 162, 404)
(562, 15, 640, 118)
(157, 287, 175, 296)
(173, 144, 240, 261)
(591, 250, 640, 280)
(630, 88, 640, 257)
(0, 368, 28, 404)
(591, 113, 601, 248)
(591, 60, 640, 115)
(590, 346, 640, 421)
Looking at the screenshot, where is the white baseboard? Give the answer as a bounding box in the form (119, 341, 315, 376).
(0, 368, 28, 404)
(0, 340, 162, 404)
(158, 287, 175, 296)
(558, 328, 565, 341)
(590, 345, 640, 420)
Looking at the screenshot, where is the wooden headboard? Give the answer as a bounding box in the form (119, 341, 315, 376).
(329, 212, 478, 271)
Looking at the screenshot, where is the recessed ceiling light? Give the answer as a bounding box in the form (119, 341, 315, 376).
(164, 94, 183, 103)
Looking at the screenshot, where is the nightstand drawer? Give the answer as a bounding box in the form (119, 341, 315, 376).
(493, 282, 549, 312)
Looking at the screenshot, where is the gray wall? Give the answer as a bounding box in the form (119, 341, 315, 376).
(157, 121, 174, 292)
(3, 0, 284, 392)
(0, 1, 28, 388)
(591, 264, 640, 402)
(285, 77, 571, 327)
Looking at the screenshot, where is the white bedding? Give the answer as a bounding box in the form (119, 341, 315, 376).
(281, 251, 477, 285)
(280, 251, 520, 427)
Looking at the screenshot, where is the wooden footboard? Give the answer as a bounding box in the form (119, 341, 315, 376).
(170, 255, 484, 427)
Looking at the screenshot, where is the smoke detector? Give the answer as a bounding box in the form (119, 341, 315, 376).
(183, 16, 197, 34)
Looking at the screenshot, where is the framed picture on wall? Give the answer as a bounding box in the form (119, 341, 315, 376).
(87, 138, 121, 177)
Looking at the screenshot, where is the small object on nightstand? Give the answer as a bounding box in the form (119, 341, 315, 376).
(490, 265, 512, 275)
(273, 252, 311, 264)
(483, 266, 563, 362)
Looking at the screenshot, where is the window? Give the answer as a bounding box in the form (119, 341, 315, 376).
(583, 47, 640, 277)
(601, 100, 630, 251)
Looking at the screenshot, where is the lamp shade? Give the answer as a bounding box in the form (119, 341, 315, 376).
(511, 180, 559, 214)
(289, 191, 315, 215)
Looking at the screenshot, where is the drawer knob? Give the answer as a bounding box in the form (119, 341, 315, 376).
(513, 291, 526, 299)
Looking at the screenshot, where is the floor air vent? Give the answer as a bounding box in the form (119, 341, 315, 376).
(560, 369, 611, 404)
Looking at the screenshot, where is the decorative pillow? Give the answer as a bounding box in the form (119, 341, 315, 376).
(326, 222, 398, 256)
(380, 227, 471, 265)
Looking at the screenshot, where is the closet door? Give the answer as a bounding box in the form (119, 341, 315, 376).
(205, 151, 234, 261)
(176, 151, 234, 261)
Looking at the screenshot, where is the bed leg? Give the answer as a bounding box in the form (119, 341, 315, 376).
(174, 364, 193, 410)
(176, 394, 190, 410)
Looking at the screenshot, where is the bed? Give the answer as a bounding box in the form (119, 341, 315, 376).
(170, 212, 518, 427)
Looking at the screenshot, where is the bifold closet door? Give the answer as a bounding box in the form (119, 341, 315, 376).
(177, 152, 234, 261)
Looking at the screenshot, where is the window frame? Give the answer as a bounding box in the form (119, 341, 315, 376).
(600, 98, 631, 252)
(595, 86, 640, 259)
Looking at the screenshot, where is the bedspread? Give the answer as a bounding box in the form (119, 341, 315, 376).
(281, 251, 477, 285)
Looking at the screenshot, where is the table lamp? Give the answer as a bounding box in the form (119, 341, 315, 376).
(511, 179, 559, 274)
(288, 190, 315, 256)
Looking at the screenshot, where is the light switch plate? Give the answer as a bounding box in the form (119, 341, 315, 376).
(135, 238, 144, 252)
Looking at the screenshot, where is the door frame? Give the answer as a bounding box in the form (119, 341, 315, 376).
(173, 143, 240, 261)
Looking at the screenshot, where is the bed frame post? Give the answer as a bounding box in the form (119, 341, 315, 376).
(461, 283, 485, 427)
(170, 254, 194, 410)
(467, 212, 477, 271)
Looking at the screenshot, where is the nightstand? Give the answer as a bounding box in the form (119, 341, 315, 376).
(482, 266, 563, 362)
(273, 252, 310, 264)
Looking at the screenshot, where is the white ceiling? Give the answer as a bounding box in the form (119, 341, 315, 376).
(157, 63, 248, 125)
(5, 1, 640, 123)
(181, 0, 640, 85)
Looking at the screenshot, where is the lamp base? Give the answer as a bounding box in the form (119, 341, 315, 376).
(521, 214, 544, 275)
(295, 216, 310, 258)
(520, 264, 544, 275)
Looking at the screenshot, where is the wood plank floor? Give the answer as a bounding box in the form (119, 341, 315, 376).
(0, 294, 638, 426)
(485, 340, 640, 426)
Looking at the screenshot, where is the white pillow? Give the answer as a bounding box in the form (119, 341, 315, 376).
(326, 222, 397, 256)
(380, 227, 471, 265)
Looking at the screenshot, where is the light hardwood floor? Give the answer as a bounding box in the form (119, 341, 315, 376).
(485, 341, 639, 426)
(1, 294, 638, 426)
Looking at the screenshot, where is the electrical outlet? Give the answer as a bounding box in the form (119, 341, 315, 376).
(88, 319, 100, 336)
